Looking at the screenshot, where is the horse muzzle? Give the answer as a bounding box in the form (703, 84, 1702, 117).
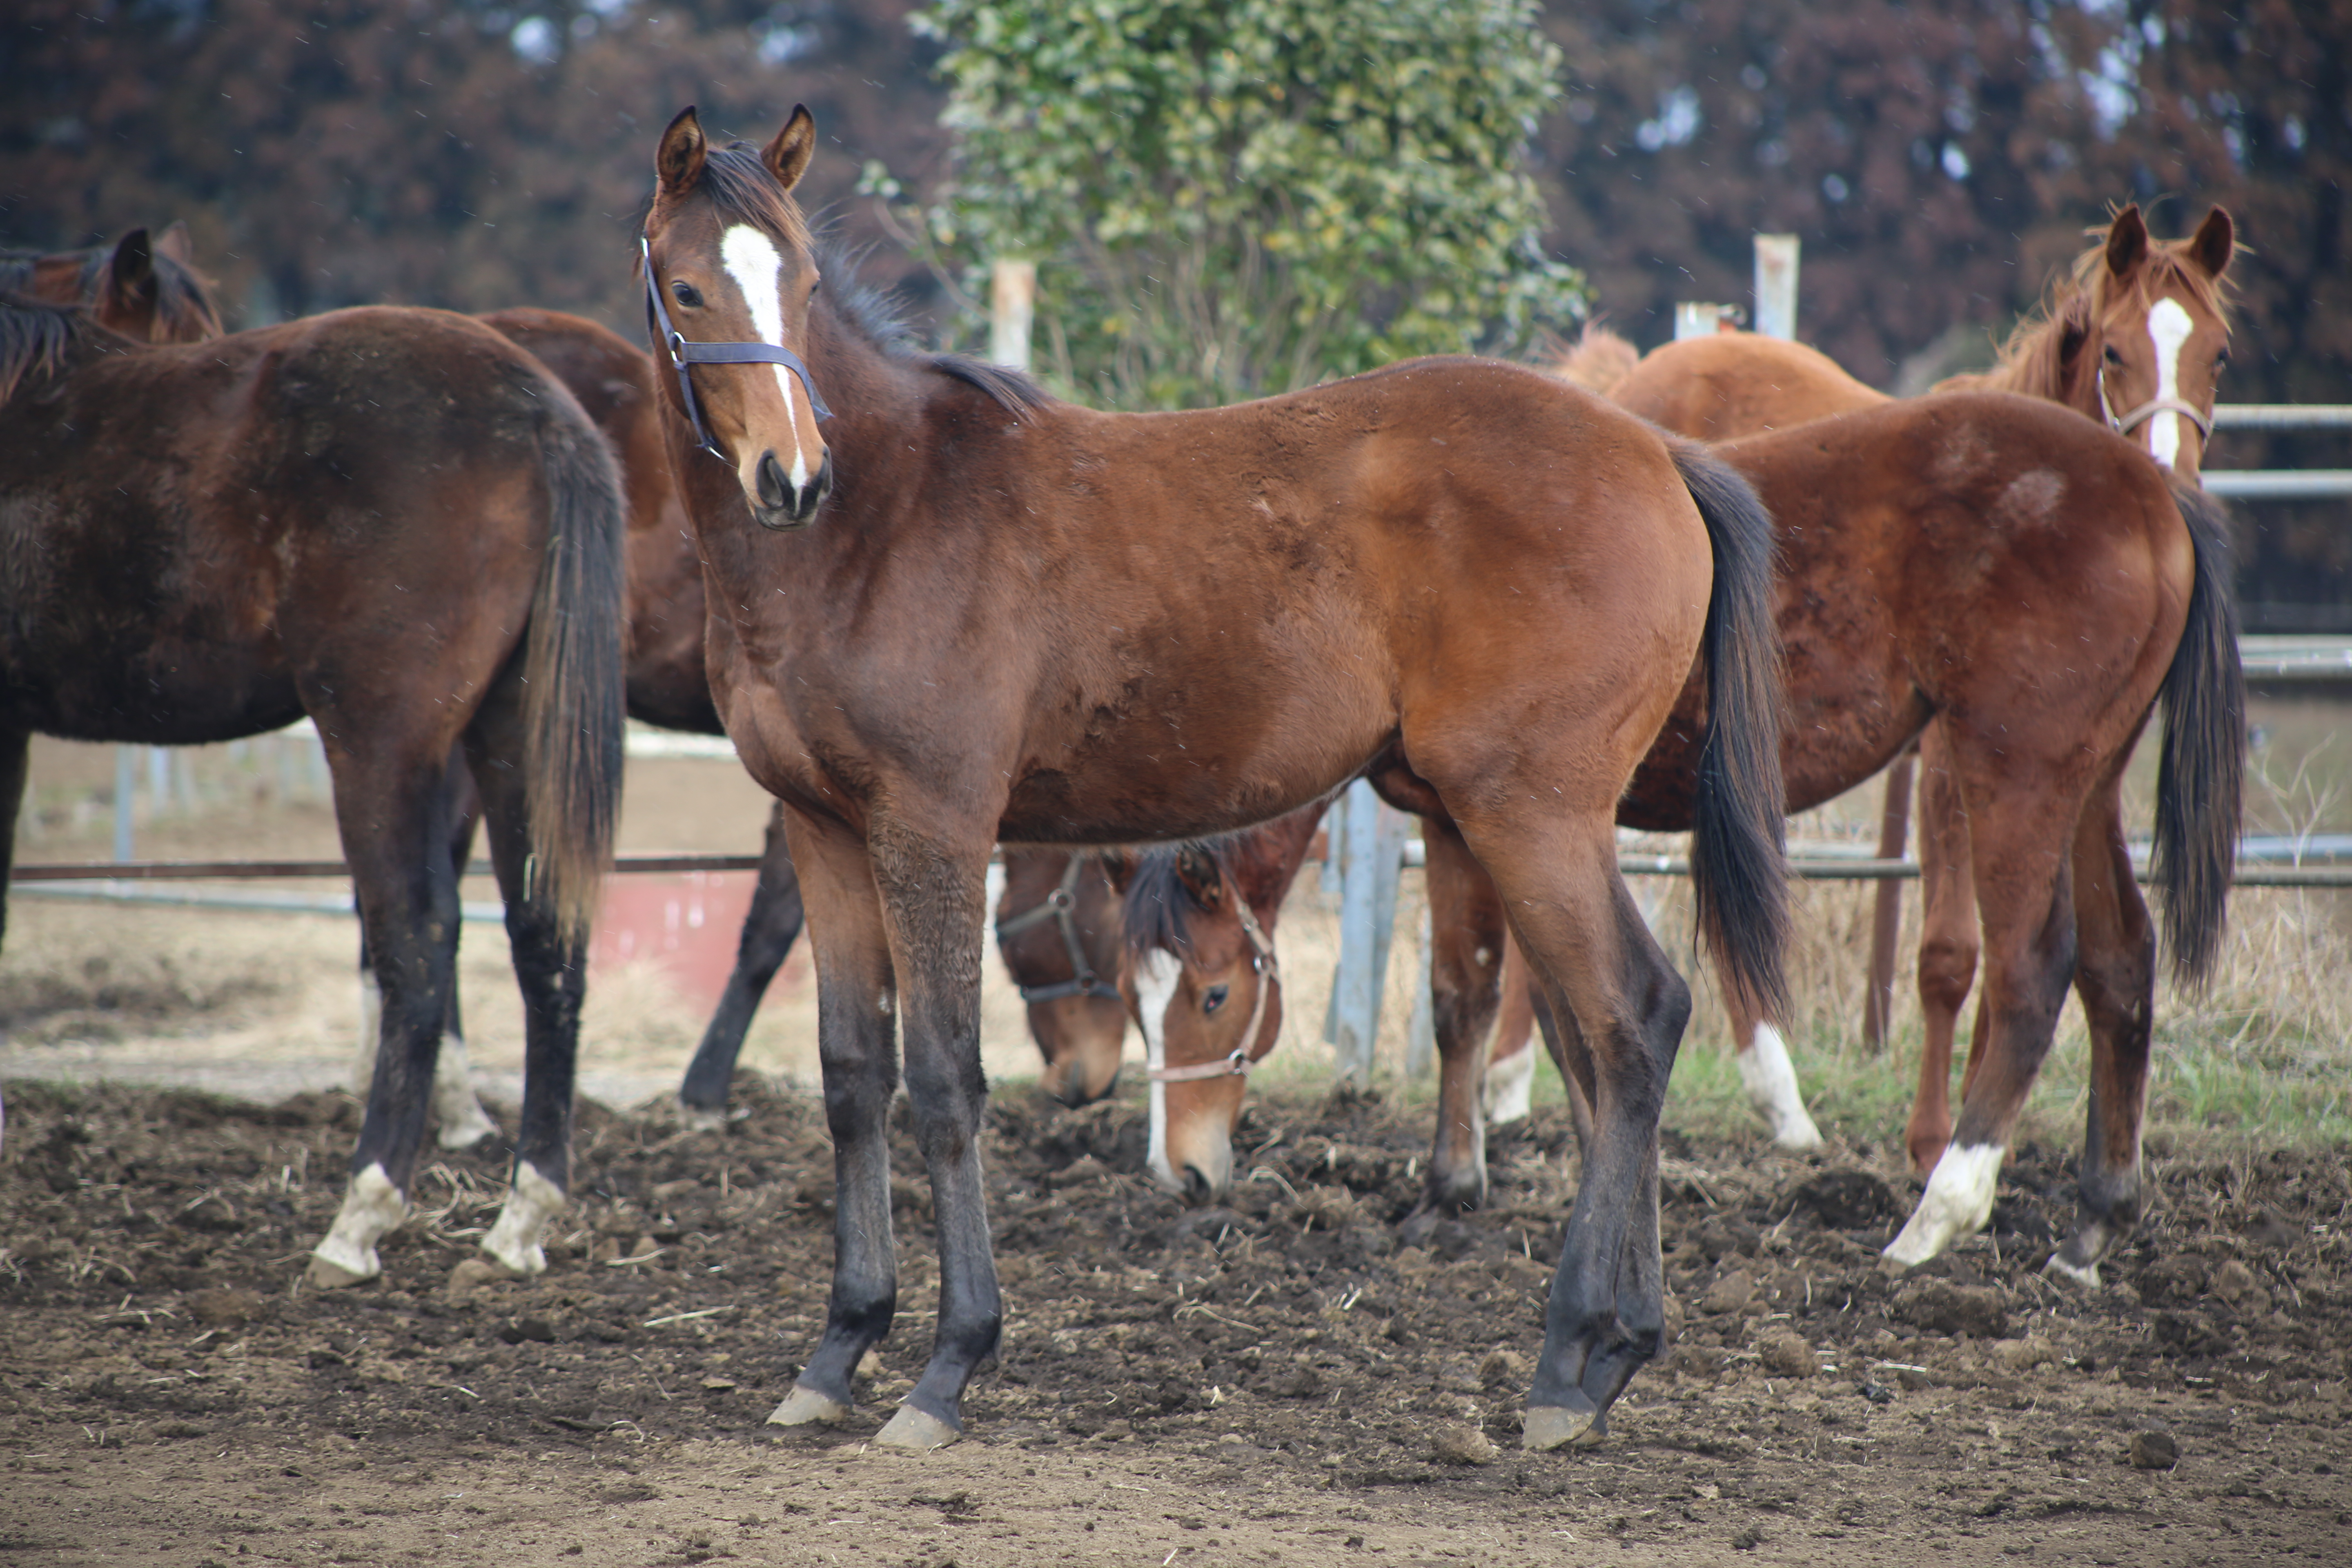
(749, 445, 832, 531)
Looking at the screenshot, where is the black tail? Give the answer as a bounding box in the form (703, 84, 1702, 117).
(2152, 483, 2245, 988)
(521, 403, 628, 942)
(1667, 440, 1791, 1019)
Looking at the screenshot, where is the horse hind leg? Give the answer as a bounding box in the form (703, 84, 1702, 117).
(351, 751, 496, 1150)
(2048, 783, 2155, 1288)
(1484, 821, 1689, 1451)
(310, 739, 468, 1288)
(460, 677, 588, 1280)
(1884, 789, 2078, 1270)
(1909, 721, 1980, 1174)
(1480, 934, 1538, 1127)
(1722, 972, 1821, 1150)
(1405, 815, 1510, 1228)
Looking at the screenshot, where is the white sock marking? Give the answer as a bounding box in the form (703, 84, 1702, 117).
(2145, 296, 2194, 471)
(432, 1032, 498, 1149)
(481, 1160, 566, 1278)
(1134, 948, 1181, 1191)
(1884, 1141, 2005, 1267)
(1483, 1031, 1537, 1126)
(1737, 1022, 1823, 1149)
(314, 1162, 405, 1282)
(352, 972, 383, 1099)
(719, 225, 811, 491)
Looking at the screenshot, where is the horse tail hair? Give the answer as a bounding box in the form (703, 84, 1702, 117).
(520, 391, 629, 945)
(2151, 482, 2245, 989)
(1667, 439, 1791, 1019)
(1543, 323, 1641, 396)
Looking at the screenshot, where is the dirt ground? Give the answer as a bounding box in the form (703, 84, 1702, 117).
(3, 1074, 2348, 1568)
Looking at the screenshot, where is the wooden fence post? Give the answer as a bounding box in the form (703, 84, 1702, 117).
(1862, 747, 1915, 1051)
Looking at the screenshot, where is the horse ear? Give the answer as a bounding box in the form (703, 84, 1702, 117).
(1174, 847, 1226, 913)
(152, 221, 195, 265)
(2104, 205, 2149, 278)
(1099, 849, 1136, 894)
(2189, 206, 2234, 279)
(109, 228, 156, 293)
(764, 104, 817, 193)
(2054, 296, 2092, 379)
(656, 106, 708, 198)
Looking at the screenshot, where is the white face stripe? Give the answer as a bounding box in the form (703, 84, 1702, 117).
(1134, 949, 1181, 1189)
(718, 225, 812, 490)
(2145, 296, 2195, 471)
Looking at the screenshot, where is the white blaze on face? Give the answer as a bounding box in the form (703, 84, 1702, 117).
(1134, 948, 1182, 1190)
(1883, 1141, 2005, 1268)
(718, 224, 811, 491)
(2144, 296, 2196, 471)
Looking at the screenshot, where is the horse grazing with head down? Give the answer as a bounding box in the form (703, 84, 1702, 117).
(639, 103, 1789, 1451)
(0, 259, 628, 1289)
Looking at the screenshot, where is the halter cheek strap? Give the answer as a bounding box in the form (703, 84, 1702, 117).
(1147, 901, 1281, 1083)
(2098, 365, 2214, 445)
(993, 852, 1123, 1004)
(641, 234, 831, 462)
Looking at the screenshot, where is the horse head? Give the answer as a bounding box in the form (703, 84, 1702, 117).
(994, 850, 1131, 1107)
(643, 105, 832, 530)
(1121, 843, 1284, 1203)
(2077, 204, 2236, 481)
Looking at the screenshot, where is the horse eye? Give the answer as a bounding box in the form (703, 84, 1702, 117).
(1203, 985, 1229, 1016)
(2215, 346, 2231, 367)
(670, 280, 704, 309)
(2103, 345, 2123, 365)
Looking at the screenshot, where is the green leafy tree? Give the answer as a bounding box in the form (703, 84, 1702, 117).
(892, 0, 1586, 408)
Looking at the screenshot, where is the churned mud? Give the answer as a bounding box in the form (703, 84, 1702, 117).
(2, 1076, 2348, 1566)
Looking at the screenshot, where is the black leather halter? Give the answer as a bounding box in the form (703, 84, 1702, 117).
(993, 853, 1123, 1005)
(640, 234, 831, 461)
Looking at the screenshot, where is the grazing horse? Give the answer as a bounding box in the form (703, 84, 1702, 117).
(1118, 806, 1324, 1194)
(1536, 205, 2238, 1171)
(639, 105, 1788, 1450)
(994, 850, 1131, 1106)
(0, 278, 627, 1288)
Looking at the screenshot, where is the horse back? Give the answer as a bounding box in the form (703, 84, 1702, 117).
(1608, 334, 1887, 442)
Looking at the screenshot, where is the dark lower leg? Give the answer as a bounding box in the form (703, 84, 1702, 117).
(2054, 795, 2155, 1281)
(679, 805, 806, 1117)
(0, 730, 29, 953)
(1413, 818, 1506, 1218)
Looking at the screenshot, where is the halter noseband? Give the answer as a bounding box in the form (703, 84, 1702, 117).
(2098, 364, 2214, 447)
(1147, 900, 1280, 1084)
(640, 234, 831, 461)
(993, 853, 1123, 1005)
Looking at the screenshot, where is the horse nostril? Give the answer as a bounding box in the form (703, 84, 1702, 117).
(796, 448, 833, 519)
(756, 450, 788, 511)
(1181, 1165, 1214, 1204)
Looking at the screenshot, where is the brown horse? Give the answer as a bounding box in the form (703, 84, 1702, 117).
(640, 105, 1789, 1451)
(993, 851, 1131, 1105)
(1540, 205, 2239, 1175)
(1118, 806, 1324, 1194)
(1151, 392, 2241, 1287)
(0, 281, 627, 1289)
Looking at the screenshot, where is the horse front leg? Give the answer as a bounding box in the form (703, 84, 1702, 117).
(866, 816, 1000, 1450)
(1909, 721, 1980, 1173)
(766, 805, 903, 1430)
(678, 800, 806, 1127)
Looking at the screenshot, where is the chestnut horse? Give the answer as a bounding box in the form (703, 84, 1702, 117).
(1539, 205, 2238, 1180)
(1160, 394, 2242, 1282)
(640, 105, 1788, 1451)
(0, 285, 627, 1289)
(0, 223, 223, 344)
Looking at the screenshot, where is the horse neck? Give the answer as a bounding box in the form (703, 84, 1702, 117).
(1976, 299, 2098, 419)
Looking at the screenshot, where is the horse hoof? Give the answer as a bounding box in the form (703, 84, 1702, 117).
(434, 1111, 499, 1151)
(1521, 1403, 1597, 1452)
(673, 1099, 730, 1134)
(304, 1251, 377, 1290)
(2043, 1253, 2100, 1291)
(875, 1403, 960, 1450)
(767, 1385, 852, 1428)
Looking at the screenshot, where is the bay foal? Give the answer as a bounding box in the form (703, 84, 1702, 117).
(639, 105, 1788, 1450)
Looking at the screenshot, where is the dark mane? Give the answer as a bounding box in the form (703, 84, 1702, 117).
(0, 236, 223, 341)
(1121, 844, 1220, 961)
(0, 293, 104, 404)
(806, 236, 1050, 421)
